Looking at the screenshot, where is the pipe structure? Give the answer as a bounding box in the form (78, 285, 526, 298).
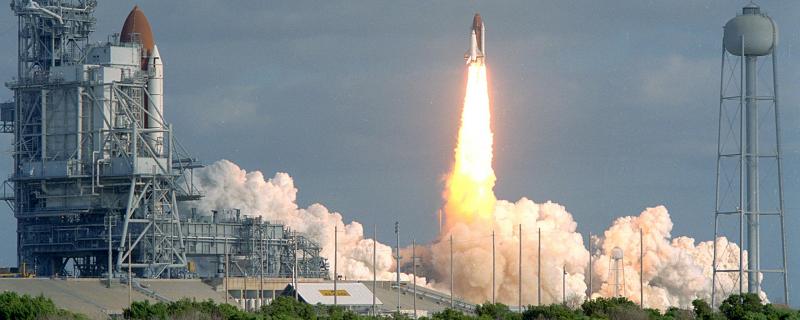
(744, 54, 760, 294)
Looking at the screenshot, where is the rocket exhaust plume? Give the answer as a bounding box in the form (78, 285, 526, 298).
(444, 13, 494, 226)
(443, 59, 496, 225)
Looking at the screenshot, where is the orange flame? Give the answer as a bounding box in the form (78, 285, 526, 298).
(443, 62, 496, 227)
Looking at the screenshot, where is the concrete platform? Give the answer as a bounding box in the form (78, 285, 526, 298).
(0, 278, 228, 319)
(0, 278, 154, 319)
(362, 281, 475, 316)
(138, 279, 227, 303)
(0, 278, 474, 319)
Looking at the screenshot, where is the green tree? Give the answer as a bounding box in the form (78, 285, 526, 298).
(431, 308, 473, 320)
(719, 293, 765, 320)
(580, 297, 638, 319)
(0, 292, 87, 320)
(662, 306, 694, 320)
(260, 296, 317, 319)
(475, 302, 520, 320)
(523, 304, 583, 320)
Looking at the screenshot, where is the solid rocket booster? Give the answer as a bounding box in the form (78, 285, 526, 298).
(464, 13, 485, 64)
(147, 45, 164, 155)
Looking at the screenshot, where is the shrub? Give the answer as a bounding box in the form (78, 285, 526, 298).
(430, 308, 472, 320)
(0, 291, 86, 320)
(523, 304, 583, 320)
(581, 297, 638, 318)
(475, 302, 520, 320)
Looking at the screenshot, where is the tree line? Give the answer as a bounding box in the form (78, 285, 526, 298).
(0, 291, 798, 319)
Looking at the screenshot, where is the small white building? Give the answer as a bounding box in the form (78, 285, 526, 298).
(284, 282, 382, 314)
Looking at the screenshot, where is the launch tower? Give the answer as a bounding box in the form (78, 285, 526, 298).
(2, 1, 328, 280)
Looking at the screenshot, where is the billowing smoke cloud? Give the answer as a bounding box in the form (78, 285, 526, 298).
(430, 201, 752, 309)
(590, 205, 757, 309)
(184, 160, 403, 281)
(428, 199, 589, 305)
(185, 160, 752, 310)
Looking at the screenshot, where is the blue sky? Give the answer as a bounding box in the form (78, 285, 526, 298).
(0, 0, 799, 304)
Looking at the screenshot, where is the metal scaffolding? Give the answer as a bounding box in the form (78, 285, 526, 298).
(3, 0, 328, 280)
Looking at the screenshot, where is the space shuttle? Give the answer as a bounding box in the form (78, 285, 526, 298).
(464, 13, 485, 64)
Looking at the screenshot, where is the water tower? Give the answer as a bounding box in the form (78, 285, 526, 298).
(608, 247, 625, 297)
(712, 4, 788, 305)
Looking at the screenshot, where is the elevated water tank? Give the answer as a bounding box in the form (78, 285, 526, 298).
(723, 4, 777, 56)
(611, 247, 624, 260)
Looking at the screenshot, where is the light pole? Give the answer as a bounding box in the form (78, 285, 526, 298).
(395, 222, 401, 314)
(334, 225, 338, 306)
(492, 230, 496, 305)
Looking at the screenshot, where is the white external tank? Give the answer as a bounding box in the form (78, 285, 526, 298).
(723, 4, 777, 56)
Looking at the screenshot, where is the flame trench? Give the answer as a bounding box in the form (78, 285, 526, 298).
(443, 62, 496, 226)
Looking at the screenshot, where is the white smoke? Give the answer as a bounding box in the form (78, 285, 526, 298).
(591, 205, 759, 309)
(186, 160, 751, 310)
(185, 159, 404, 281)
(430, 203, 753, 309)
(428, 199, 589, 305)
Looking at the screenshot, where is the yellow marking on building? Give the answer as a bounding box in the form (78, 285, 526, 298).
(319, 290, 350, 296)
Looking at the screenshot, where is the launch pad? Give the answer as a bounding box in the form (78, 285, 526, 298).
(3, 0, 328, 280)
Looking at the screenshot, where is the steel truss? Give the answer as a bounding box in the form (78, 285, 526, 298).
(712, 31, 788, 305)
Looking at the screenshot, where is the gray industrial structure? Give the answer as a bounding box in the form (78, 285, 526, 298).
(2, 0, 328, 280)
(713, 4, 788, 305)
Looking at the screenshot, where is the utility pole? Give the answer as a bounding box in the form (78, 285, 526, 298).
(450, 234, 454, 309)
(492, 230, 496, 305)
(128, 232, 132, 307)
(294, 239, 298, 301)
(538, 228, 541, 306)
(334, 225, 338, 306)
(438, 210, 442, 234)
(413, 240, 417, 319)
(372, 225, 377, 316)
(588, 232, 593, 300)
(395, 222, 401, 314)
(225, 237, 229, 304)
(640, 228, 644, 308)
(562, 264, 567, 305)
(107, 215, 113, 289)
(259, 236, 264, 308)
(518, 224, 522, 310)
